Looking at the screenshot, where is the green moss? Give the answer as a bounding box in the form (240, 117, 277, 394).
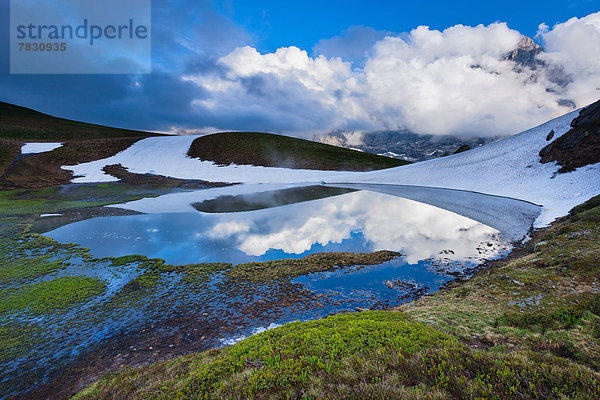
(98, 270, 165, 313)
(499, 295, 600, 332)
(177, 263, 232, 288)
(230, 251, 401, 282)
(498, 307, 586, 331)
(176, 263, 232, 274)
(0, 321, 40, 363)
(0, 184, 168, 215)
(0, 276, 106, 315)
(0, 257, 65, 283)
(110, 255, 149, 267)
(0, 217, 89, 286)
(118, 271, 162, 294)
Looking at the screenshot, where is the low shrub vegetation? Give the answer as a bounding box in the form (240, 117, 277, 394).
(74, 311, 599, 399)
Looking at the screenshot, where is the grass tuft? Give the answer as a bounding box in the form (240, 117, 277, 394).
(0, 275, 106, 315)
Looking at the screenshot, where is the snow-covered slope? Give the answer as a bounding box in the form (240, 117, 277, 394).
(63, 108, 600, 226)
(63, 135, 348, 184)
(326, 110, 600, 226)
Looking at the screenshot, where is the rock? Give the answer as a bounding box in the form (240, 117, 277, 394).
(534, 240, 548, 252)
(539, 99, 600, 173)
(503, 36, 571, 87)
(504, 37, 543, 69)
(453, 144, 471, 154)
(385, 280, 394, 289)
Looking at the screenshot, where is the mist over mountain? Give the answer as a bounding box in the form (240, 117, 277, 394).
(316, 34, 590, 161)
(504, 36, 573, 103)
(316, 130, 497, 162)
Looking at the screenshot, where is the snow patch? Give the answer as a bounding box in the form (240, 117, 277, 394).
(326, 109, 600, 227)
(62, 135, 349, 184)
(21, 142, 63, 154)
(219, 323, 282, 346)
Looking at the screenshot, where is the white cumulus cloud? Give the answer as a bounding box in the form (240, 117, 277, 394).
(537, 12, 600, 107)
(185, 13, 600, 137)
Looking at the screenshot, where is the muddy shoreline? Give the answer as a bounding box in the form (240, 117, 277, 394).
(19, 281, 321, 399)
(18, 256, 493, 400)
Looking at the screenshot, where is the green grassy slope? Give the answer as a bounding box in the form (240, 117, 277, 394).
(188, 132, 411, 171)
(0, 102, 162, 141)
(402, 194, 600, 371)
(74, 195, 600, 399)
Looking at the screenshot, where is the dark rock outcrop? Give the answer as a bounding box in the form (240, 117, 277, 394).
(539, 99, 600, 173)
(453, 144, 471, 154)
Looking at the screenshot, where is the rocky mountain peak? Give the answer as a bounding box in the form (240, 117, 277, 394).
(504, 36, 544, 69)
(503, 35, 572, 95)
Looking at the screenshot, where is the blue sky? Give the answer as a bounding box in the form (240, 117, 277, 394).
(1, 0, 599, 138)
(217, 0, 599, 53)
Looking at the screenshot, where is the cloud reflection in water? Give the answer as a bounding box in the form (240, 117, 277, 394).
(46, 189, 505, 265)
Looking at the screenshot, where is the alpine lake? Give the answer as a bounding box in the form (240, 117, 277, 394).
(0, 182, 541, 397)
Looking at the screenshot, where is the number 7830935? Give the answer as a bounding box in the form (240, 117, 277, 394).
(18, 42, 67, 51)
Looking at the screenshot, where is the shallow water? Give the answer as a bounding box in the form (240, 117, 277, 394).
(3, 184, 541, 397)
(45, 186, 534, 265)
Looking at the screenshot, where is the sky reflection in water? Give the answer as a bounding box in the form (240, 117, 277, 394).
(46, 189, 505, 265)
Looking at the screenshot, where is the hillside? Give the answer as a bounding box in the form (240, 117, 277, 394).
(188, 132, 410, 171)
(63, 101, 600, 227)
(329, 99, 600, 226)
(0, 102, 161, 141)
(62, 135, 410, 185)
(0, 102, 164, 188)
(0, 102, 409, 189)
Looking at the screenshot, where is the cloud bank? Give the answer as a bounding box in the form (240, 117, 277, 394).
(1, 3, 599, 138)
(186, 12, 600, 137)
